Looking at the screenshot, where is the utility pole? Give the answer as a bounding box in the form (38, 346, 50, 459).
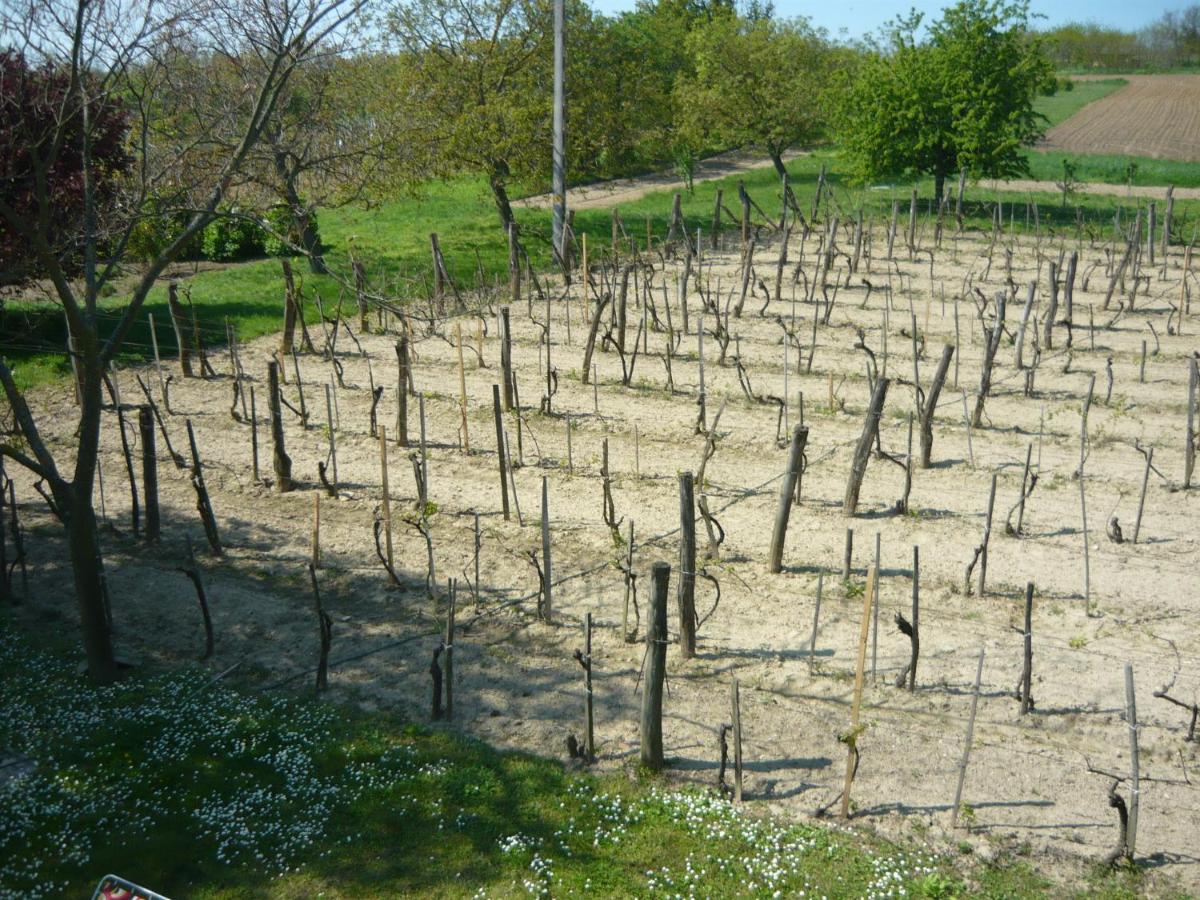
(551, 0, 566, 261)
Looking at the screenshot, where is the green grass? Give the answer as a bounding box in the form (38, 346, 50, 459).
(1025, 151, 1200, 188)
(1033, 79, 1127, 127)
(5, 149, 1200, 394)
(0, 622, 1162, 898)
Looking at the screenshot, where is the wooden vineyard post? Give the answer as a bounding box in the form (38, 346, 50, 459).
(311, 494, 321, 569)
(961, 390, 975, 467)
(396, 338, 410, 447)
(308, 564, 332, 692)
(492, 385, 510, 520)
(731, 677, 744, 802)
(979, 473, 997, 596)
(444, 580, 456, 720)
(267, 361, 293, 492)
(379, 426, 396, 584)
(842, 527, 853, 581)
(541, 475, 552, 620)
(1016, 443, 1032, 535)
(844, 377, 889, 515)
(919, 345, 954, 468)
(501, 306, 514, 411)
(640, 561, 670, 771)
(291, 346, 308, 428)
(1186, 358, 1197, 489)
(456, 323, 470, 453)
(249, 386, 259, 484)
(906, 545, 919, 691)
(417, 394, 429, 505)
(841, 564, 877, 819)
(621, 520, 636, 641)
(768, 424, 809, 573)
(1125, 662, 1140, 857)
(324, 383, 338, 493)
(138, 406, 160, 542)
(583, 612, 595, 761)
(950, 646, 986, 828)
(185, 420, 222, 556)
(1134, 448, 1153, 543)
(677, 472, 697, 658)
(808, 573, 823, 675)
(1020, 582, 1034, 715)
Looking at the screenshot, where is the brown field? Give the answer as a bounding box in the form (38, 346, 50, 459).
(1043, 74, 1200, 161)
(10, 214, 1200, 891)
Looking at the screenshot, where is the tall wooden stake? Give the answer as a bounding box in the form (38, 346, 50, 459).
(380, 426, 396, 582)
(492, 385, 510, 520)
(841, 564, 876, 819)
(951, 646, 986, 828)
(641, 561, 670, 771)
(731, 677, 744, 802)
(678, 472, 697, 658)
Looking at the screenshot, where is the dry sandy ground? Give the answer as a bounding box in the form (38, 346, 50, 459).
(9, 220, 1200, 892)
(1042, 75, 1200, 162)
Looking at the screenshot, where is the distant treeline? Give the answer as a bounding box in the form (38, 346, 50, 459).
(1042, 7, 1200, 71)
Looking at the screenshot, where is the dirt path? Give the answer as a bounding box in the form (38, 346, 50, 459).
(519, 149, 1198, 214)
(11, 225, 1200, 893)
(517, 149, 804, 210)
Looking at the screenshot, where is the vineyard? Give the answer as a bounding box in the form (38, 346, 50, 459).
(6, 184, 1200, 891)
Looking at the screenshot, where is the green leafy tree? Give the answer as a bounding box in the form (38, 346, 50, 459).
(675, 14, 832, 177)
(839, 0, 1054, 201)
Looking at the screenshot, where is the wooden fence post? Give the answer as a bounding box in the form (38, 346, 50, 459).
(640, 561, 670, 771)
(808, 573, 823, 675)
(1133, 448, 1153, 543)
(678, 472, 697, 658)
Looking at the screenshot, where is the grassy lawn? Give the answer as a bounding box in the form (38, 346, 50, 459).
(1033, 78, 1127, 127)
(0, 622, 1160, 899)
(4, 150, 1199, 394)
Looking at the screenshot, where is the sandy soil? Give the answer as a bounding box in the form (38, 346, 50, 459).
(1041, 74, 1200, 162)
(9, 218, 1200, 891)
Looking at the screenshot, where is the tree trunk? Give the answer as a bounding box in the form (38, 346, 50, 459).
(769, 148, 787, 179)
(296, 209, 326, 275)
(934, 170, 946, 206)
(68, 344, 117, 682)
(490, 169, 515, 231)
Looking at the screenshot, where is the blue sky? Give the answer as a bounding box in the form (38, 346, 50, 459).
(587, 0, 1182, 40)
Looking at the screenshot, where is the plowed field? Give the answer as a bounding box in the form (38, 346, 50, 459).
(1043, 74, 1200, 161)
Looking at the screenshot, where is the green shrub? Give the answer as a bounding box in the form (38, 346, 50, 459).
(200, 208, 266, 262)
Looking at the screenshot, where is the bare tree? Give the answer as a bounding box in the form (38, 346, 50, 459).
(0, 0, 365, 682)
